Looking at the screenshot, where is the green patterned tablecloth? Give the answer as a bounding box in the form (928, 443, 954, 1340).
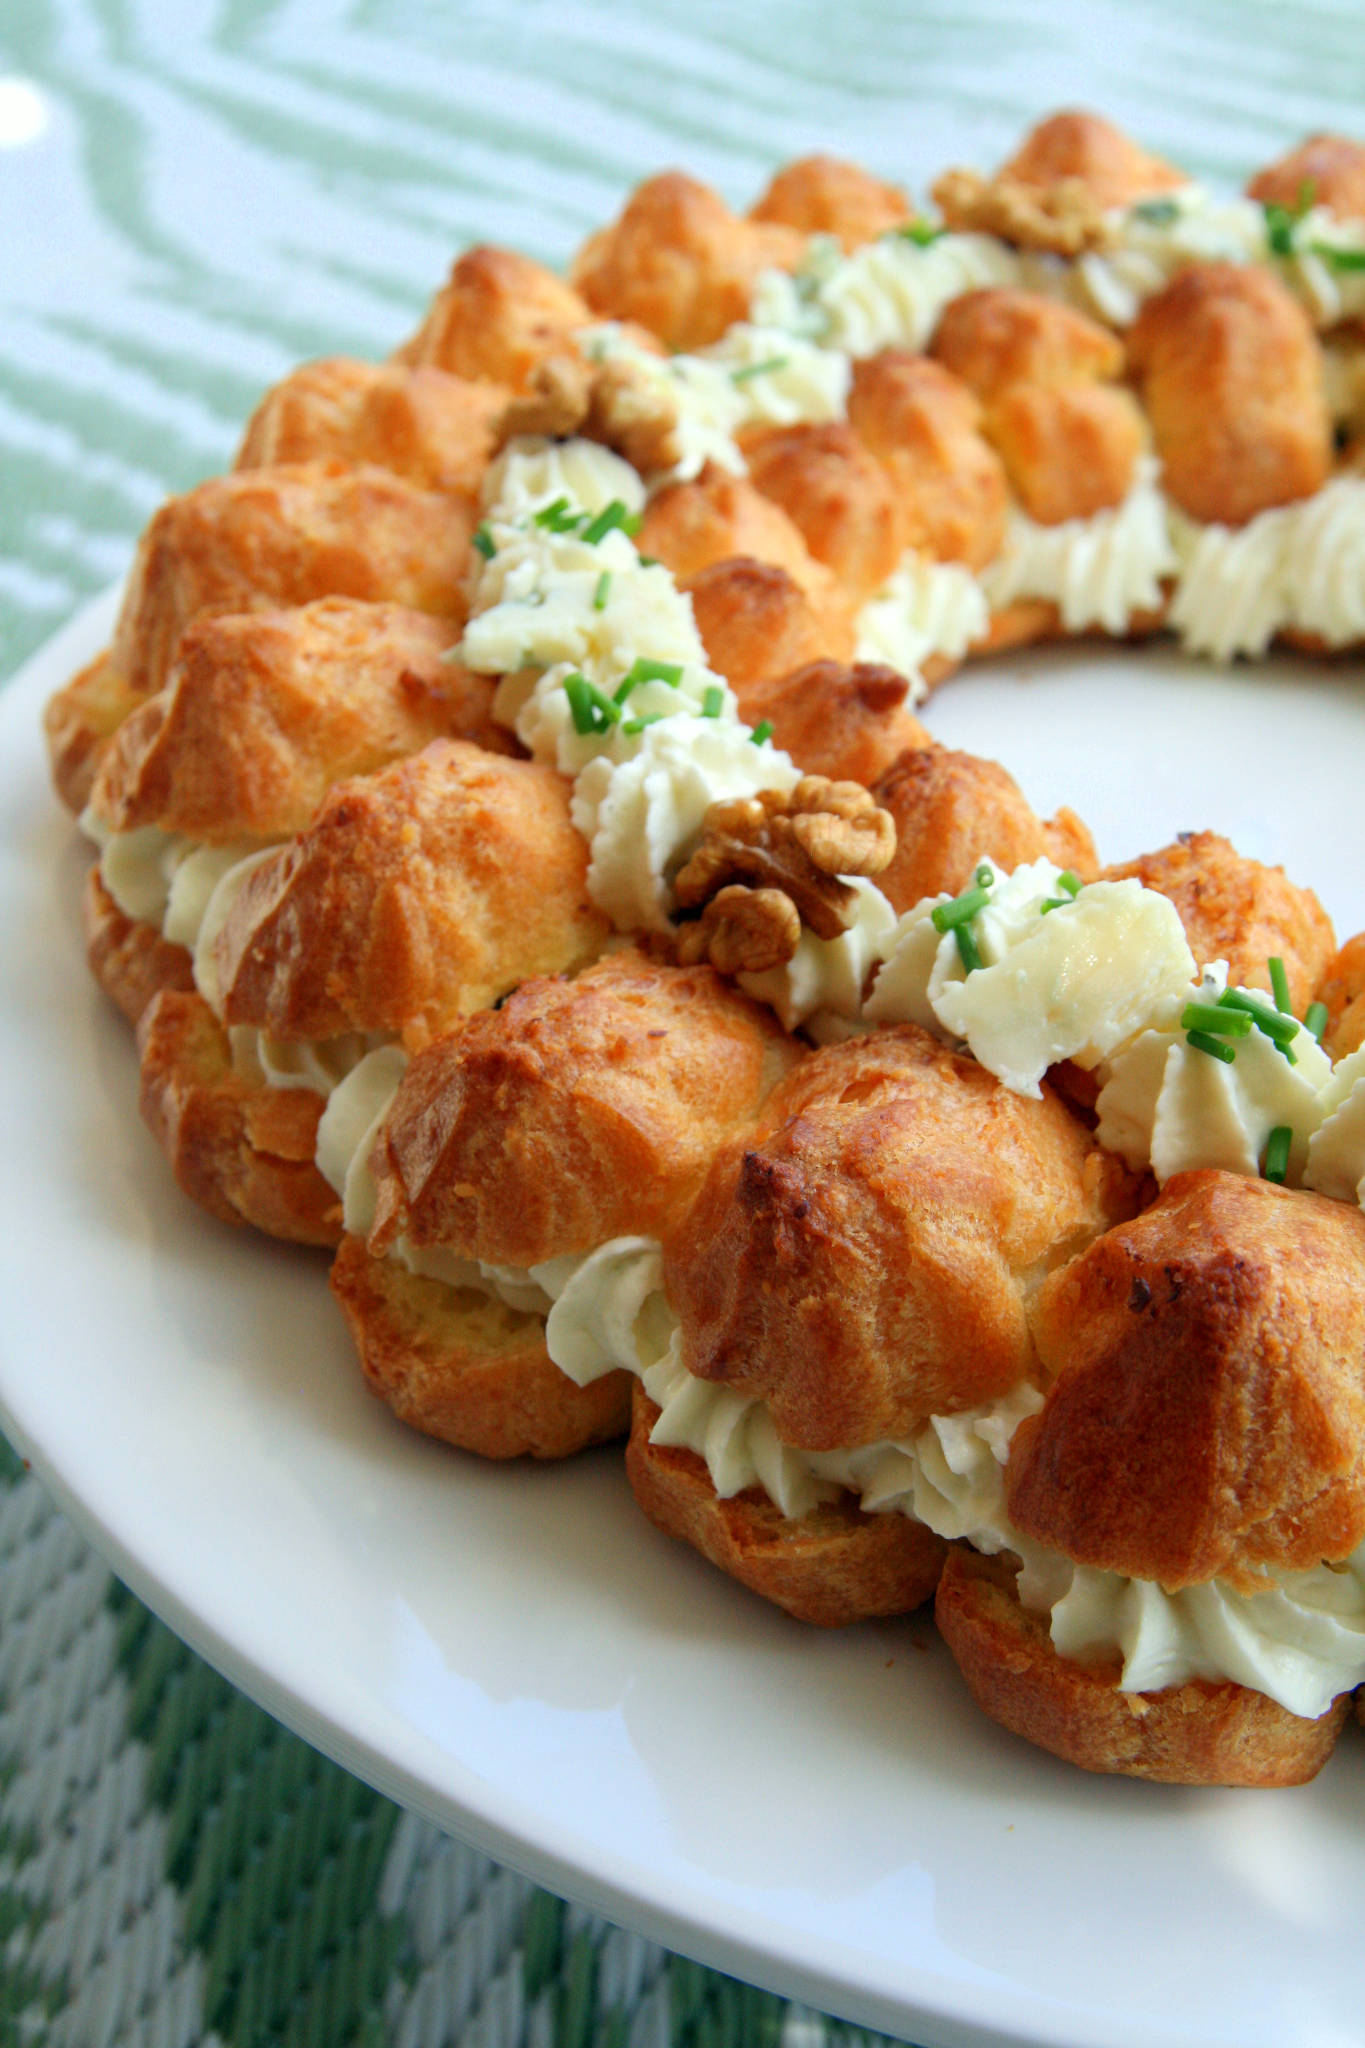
(2, 5, 1363, 2041)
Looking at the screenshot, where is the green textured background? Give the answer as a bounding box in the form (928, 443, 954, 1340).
(2, 5, 1363, 2041)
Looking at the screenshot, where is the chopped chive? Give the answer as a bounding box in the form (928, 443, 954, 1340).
(953, 924, 983, 973)
(1056, 869, 1082, 897)
(1040, 897, 1066, 914)
(622, 714, 663, 735)
(974, 864, 996, 890)
(580, 498, 641, 545)
(701, 686, 724, 718)
(533, 495, 582, 532)
(1186, 1028, 1238, 1064)
(1262, 1125, 1293, 1185)
(563, 671, 621, 735)
(931, 884, 991, 934)
(622, 656, 683, 690)
(472, 523, 496, 560)
(1181, 1002, 1253, 1038)
(1311, 241, 1365, 271)
(637, 553, 660, 568)
(1305, 1001, 1330, 1043)
(1133, 196, 1180, 226)
(750, 719, 775, 746)
(593, 570, 612, 611)
(896, 220, 945, 246)
(1267, 957, 1293, 1015)
(1217, 988, 1301, 1053)
(1264, 204, 1298, 258)
(731, 355, 790, 384)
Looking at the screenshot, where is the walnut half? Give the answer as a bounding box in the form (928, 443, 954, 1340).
(931, 166, 1113, 256)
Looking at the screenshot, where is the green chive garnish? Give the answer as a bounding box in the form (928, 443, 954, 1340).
(1305, 1001, 1330, 1042)
(731, 356, 790, 384)
(1056, 870, 1081, 897)
(534, 495, 581, 532)
(580, 498, 641, 545)
(1263, 1125, 1293, 1185)
(1268, 957, 1293, 1015)
(1186, 1029, 1238, 1064)
(621, 656, 683, 690)
(750, 719, 775, 746)
(1133, 197, 1180, 226)
(593, 570, 612, 611)
(701, 686, 724, 718)
(953, 924, 983, 973)
(1217, 988, 1300, 1058)
(472, 523, 496, 560)
(563, 672, 621, 735)
(637, 553, 660, 568)
(1181, 1002, 1252, 1039)
(932, 883, 992, 934)
(622, 714, 663, 735)
(896, 220, 945, 246)
(975, 864, 996, 890)
(1311, 242, 1365, 271)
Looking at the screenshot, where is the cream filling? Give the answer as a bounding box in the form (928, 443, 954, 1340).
(752, 228, 1023, 355)
(1168, 480, 1365, 660)
(1302, 1046, 1365, 1208)
(853, 551, 990, 699)
(978, 458, 1176, 635)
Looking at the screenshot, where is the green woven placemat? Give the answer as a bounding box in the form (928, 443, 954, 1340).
(0, 1428, 916, 2048)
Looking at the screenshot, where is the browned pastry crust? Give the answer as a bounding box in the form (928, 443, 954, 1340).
(625, 1388, 947, 1626)
(998, 110, 1188, 211)
(570, 171, 805, 352)
(1012, 1169, 1365, 1592)
(932, 288, 1124, 399)
(44, 652, 147, 814)
(1315, 931, 1365, 1061)
(1103, 829, 1335, 1017)
(988, 382, 1145, 524)
(1247, 135, 1365, 220)
(88, 599, 508, 843)
(329, 1233, 631, 1459)
(935, 1547, 1349, 1786)
(748, 154, 912, 250)
(635, 463, 855, 627)
(84, 867, 194, 1026)
(211, 738, 608, 1048)
(137, 989, 339, 1244)
(739, 423, 906, 598)
(392, 244, 591, 389)
(733, 660, 932, 789)
(684, 558, 856, 690)
(846, 352, 1008, 569)
(874, 743, 1098, 913)
(665, 1025, 1137, 1450)
(369, 949, 802, 1268)
(236, 358, 504, 499)
(1128, 264, 1332, 525)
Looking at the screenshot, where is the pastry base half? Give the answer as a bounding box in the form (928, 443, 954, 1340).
(84, 868, 196, 1026)
(626, 1386, 947, 1626)
(935, 1546, 1349, 1787)
(329, 1232, 632, 1460)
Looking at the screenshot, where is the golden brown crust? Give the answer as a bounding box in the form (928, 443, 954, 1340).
(109, 463, 473, 705)
(635, 463, 852, 620)
(665, 1025, 1137, 1449)
(236, 358, 503, 499)
(393, 245, 590, 389)
(136, 989, 339, 1244)
(211, 738, 607, 1047)
(932, 288, 1124, 400)
(626, 1388, 947, 1626)
(874, 744, 1098, 913)
(1127, 263, 1331, 525)
(570, 171, 805, 352)
(1103, 829, 1335, 1016)
(847, 352, 1008, 570)
(84, 867, 195, 1026)
(684, 557, 856, 689)
(44, 652, 146, 814)
(748, 154, 911, 250)
(329, 1233, 630, 1460)
(1315, 931, 1365, 1062)
(88, 599, 508, 842)
(935, 1547, 1348, 1786)
(1247, 135, 1365, 221)
(740, 423, 906, 598)
(369, 948, 802, 1268)
(1014, 1170, 1365, 1590)
(987, 383, 1145, 524)
(999, 110, 1188, 210)
(733, 660, 932, 788)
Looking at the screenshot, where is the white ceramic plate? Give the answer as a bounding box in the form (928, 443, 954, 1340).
(3, 589, 1365, 2048)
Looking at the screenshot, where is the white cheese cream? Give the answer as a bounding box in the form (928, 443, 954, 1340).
(979, 457, 1176, 636)
(1168, 481, 1365, 661)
